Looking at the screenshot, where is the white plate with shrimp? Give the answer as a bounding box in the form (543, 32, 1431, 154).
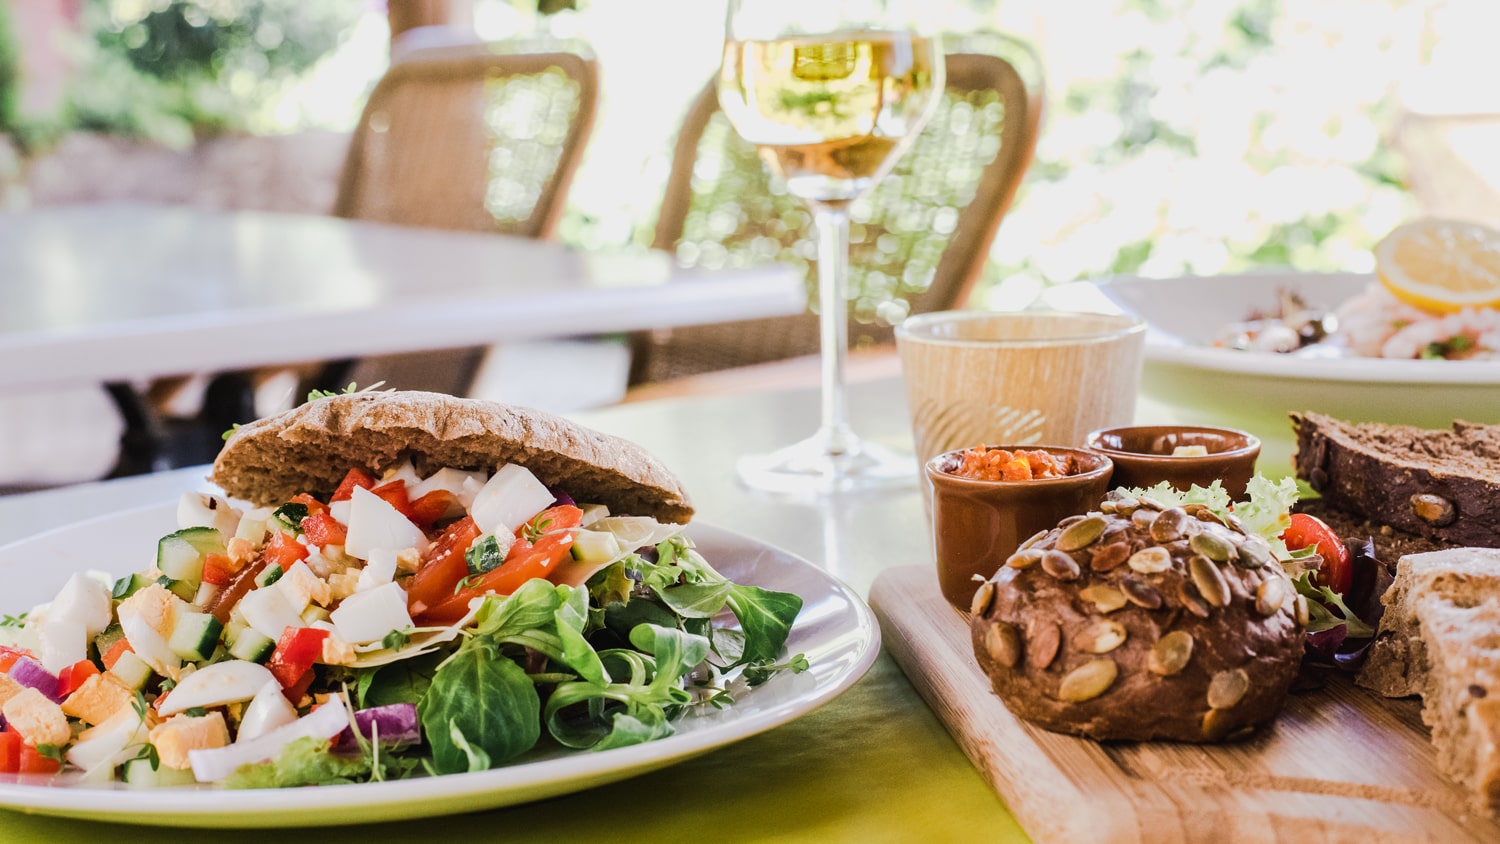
(1043, 272, 1500, 467)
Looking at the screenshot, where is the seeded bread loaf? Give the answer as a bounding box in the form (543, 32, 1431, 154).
(1292, 412, 1500, 548)
(211, 391, 694, 523)
(1356, 548, 1500, 811)
(970, 498, 1306, 742)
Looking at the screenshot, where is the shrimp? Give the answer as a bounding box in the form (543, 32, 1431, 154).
(1380, 307, 1500, 360)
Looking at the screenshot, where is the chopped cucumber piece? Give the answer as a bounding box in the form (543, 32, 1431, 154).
(570, 529, 621, 565)
(167, 611, 224, 663)
(122, 757, 197, 788)
(109, 650, 154, 690)
(255, 565, 284, 589)
(156, 575, 196, 603)
(227, 629, 275, 663)
(112, 573, 154, 600)
(300, 605, 331, 626)
(93, 623, 127, 661)
(234, 508, 272, 545)
(157, 526, 226, 597)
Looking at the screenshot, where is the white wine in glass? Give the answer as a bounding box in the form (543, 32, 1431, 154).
(718, 1, 943, 494)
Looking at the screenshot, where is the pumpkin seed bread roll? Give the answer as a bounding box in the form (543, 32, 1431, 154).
(970, 496, 1305, 742)
(211, 391, 693, 524)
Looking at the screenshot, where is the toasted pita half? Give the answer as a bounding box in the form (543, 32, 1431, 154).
(211, 391, 693, 523)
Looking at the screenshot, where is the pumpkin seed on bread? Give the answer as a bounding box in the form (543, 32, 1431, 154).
(211, 391, 693, 524)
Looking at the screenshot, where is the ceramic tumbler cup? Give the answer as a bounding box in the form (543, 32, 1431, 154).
(927, 446, 1114, 611)
(895, 310, 1147, 472)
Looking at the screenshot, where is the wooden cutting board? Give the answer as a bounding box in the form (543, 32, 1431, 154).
(869, 565, 1500, 844)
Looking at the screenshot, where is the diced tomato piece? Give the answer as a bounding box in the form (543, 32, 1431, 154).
(267, 627, 329, 689)
(208, 557, 269, 625)
(201, 553, 236, 587)
(406, 516, 483, 615)
(415, 506, 583, 625)
(408, 490, 459, 533)
(370, 480, 414, 520)
(263, 529, 310, 570)
(288, 493, 329, 516)
(0, 645, 30, 673)
(100, 638, 133, 671)
(331, 468, 377, 502)
(301, 512, 348, 547)
(18, 744, 61, 775)
(281, 667, 317, 706)
(56, 659, 101, 698)
(0, 731, 19, 774)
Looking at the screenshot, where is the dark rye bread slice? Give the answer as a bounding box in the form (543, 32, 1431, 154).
(1292, 412, 1500, 548)
(1296, 498, 1452, 567)
(211, 391, 694, 523)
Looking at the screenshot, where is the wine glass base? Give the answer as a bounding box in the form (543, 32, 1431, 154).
(736, 433, 916, 495)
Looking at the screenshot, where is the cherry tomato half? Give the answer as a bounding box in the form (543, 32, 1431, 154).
(1283, 512, 1352, 595)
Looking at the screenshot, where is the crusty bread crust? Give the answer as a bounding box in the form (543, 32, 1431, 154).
(1358, 548, 1500, 812)
(211, 391, 693, 523)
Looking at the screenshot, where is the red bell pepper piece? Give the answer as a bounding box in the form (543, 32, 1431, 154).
(0, 731, 19, 774)
(57, 659, 101, 698)
(201, 553, 236, 587)
(331, 468, 377, 502)
(301, 512, 348, 547)
(267, 627, 330, 689)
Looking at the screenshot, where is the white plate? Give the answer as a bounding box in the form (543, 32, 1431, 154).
(0, 504, 879, 828)
(1048, 272, 1500, 468)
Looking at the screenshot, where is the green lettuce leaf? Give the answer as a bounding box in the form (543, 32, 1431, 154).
(418, 640, 540, 774)
(223, 736, 368, 789)
(1292, 571, 1375, 638)
(1124, 474, 1300, 554)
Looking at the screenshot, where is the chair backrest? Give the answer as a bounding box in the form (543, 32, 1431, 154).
(333, 42, 598, 239)
(631, 37, 1042, 385)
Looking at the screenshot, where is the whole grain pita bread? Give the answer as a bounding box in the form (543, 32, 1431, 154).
(211, 391, 693, 523)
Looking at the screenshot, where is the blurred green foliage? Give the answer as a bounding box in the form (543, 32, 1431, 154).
(22, 0, 362, 148)
(0, 2, 18, 137)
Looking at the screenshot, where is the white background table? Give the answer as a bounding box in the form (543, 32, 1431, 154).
(0, 203, 806, 391)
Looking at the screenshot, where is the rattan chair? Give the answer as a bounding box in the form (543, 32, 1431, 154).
(129, 41, 600, 475)
(324, 40, 599, 395)
(627, 35, 1042, 387)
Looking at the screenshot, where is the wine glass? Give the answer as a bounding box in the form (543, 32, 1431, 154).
(718, 0, 944, 494)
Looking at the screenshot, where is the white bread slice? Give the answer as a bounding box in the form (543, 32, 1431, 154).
(1359, 547, 1500, 810)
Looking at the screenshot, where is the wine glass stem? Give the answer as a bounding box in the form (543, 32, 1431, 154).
(813, 204, 856, 460)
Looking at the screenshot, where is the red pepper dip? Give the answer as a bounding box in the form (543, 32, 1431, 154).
(948, 447, 1071, 482)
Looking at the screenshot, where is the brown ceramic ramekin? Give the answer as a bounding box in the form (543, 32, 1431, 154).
(927, 445, 1114, 612)
(1084, 425, 1260, 499)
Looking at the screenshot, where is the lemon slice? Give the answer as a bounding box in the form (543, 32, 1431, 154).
(1374, 218, 1500, 313)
